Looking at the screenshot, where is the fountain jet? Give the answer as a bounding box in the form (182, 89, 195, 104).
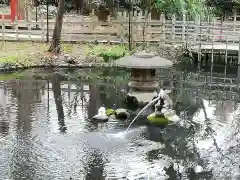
(125, 89, 172, 132)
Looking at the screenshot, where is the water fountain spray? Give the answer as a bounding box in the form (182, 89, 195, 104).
(125, 89, 170, 132)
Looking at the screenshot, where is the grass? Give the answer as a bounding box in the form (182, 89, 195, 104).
(0, 41, 131, 67)
(0, 41, 48, 67)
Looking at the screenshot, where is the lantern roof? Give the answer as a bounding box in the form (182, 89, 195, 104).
(115, 51, 173, 69)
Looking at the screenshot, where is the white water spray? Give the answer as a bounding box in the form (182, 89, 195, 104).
(125, 89, 172, 132)
(125, 96, 160, 132)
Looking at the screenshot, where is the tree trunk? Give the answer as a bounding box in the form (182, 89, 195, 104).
(48, 0, 65, 54)
(75, 0, 84, 15)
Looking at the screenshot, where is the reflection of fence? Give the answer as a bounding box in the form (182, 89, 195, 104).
(1, 10, 240, 45)
(54, 69, 240, 102)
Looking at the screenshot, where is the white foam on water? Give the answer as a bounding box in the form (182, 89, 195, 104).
(108, 126, 147, 140)
(110, 131, 126, 139)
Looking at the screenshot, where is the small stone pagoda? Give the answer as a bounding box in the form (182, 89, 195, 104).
(115, 51, 173, 106)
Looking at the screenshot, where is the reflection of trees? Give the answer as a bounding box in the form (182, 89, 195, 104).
(199, 99, 233, 163)
(146, 69, 239, 178)
(145, 87, 215, 179)
(76, 68, 129, 110)
(173, 83, 200, 119)
(0, 83, 10, 136)
(82, 148, 106, 180)
(66, 83, 87, 117)
(51, 73, 66, 133)
(9, 80, 42, 179)
(164, 163, 180, 180)
(146, 124, 213, 179)
(85, 84, 100, 131)
(0, 120, 9, 137)
(88, 84, 99, 119)
(97, 83, 125, 109)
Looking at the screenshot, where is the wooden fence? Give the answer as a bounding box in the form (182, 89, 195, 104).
(1, 10, 240, 45)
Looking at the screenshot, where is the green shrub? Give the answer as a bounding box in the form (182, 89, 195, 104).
(99, 45, 130, 62)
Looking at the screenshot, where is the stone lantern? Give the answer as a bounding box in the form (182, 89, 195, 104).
(115, 51, 173, 106)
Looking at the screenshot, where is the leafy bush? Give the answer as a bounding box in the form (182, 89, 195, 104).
(84, 44, 131, 62)
(98, 45, 130, 62)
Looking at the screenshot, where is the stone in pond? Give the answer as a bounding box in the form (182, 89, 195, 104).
(115, 108, 130, 120)
(109, 114, 117, 119)
(92, 115, 108, 122)
(106, 109, 115, 116)
(92, 107, 108, 122)
(147, 113, 169, 125)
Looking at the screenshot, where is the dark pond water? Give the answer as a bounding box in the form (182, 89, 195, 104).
(0, 66, 240, 180)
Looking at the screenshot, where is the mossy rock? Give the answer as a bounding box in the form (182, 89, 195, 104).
(147, 113, 169, 125)
(115, 108, 130, 120)
(106, 108, 115, 116)
(109, 114, 117, 119)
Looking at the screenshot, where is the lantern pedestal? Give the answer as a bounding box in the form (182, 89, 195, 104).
(127, 91, 158, 106)
(126, 68, 159, 105)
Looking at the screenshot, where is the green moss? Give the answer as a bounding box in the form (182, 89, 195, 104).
(114, 108, 130, 120)
(147, 113, 169, 125)
(106, 108, 115, 116)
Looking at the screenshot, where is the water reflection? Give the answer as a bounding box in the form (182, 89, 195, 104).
(83, 148, 106, 180)
(0, 67, 240, 179)
(8, 80, 45, 180)
(51, 73, 66, 133)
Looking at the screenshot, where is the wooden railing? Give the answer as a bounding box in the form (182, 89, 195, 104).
(1, 10, 240, 45)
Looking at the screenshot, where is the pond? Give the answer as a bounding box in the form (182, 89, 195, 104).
(0, 66, 240, 180)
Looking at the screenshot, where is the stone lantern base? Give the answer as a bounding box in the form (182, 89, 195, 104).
(128, 81, 159, 91)
(126, 91, 158, 108)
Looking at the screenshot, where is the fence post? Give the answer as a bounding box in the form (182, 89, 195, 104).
(14, 16, 19, 40)
(1, 15, 5, 40)
(195, 14, 200, 43)
(136, 11, 142, 45)
(160, 13, 165, 44)
(233, 10, 237, 43)
(196, 14, 201, 63)
(132, 10, 138, 47)
(122, 11, 127, 42)
(39, 13, 44, 41)
(171, 14, 176, 42)
(107, 15, 112, 43)
(207, 15, 210, 42)
(117, 12, 124, 42)
(146, 11, 151, 47)
(182, 11, 186, 43)
(238, 36, 240, 65)
(186, 12, 189, 47)
(91, 15, 97, 42)
(27, 14, 31, 40)
(211, 17, 215, 65)
(91, 9, 95, 16)
(225, 30, 228, 65)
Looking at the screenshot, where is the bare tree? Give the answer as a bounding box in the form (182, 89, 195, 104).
(48, 0, 65, 54)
